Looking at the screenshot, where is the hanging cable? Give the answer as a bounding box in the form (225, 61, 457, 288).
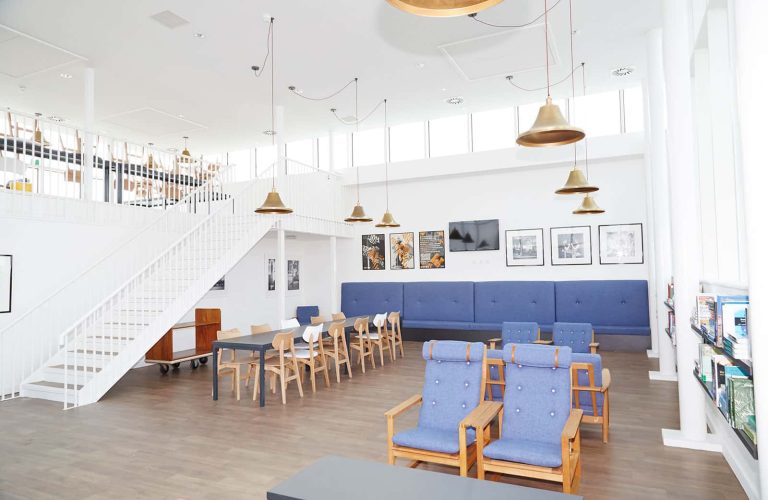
(250, 19, 273, 79)
(467, 0, 563, 28)
(505, 64, 580, 92)
(581, 62, 590, 180)
(544, 0, 550, 96)
(288, 79, 357, 101)
(383, 99, 390, 211)
(568, 0, 577, 165)
(270, 18, 276, 188)
(354, 79, 360, 204)
(330, 99, 386, 126)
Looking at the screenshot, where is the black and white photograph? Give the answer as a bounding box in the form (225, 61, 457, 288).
(0, 255, 11, 313)
(505, 229, 545, 267)
(448, 219, 500, 252)
(550, 226, 592, 265)
(211, 277, 225, 291)
(287, 260, 300, 290)
(599, 223, 644, 264)
(267, 258, 276, 291)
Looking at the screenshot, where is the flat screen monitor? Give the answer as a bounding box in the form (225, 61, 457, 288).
(448, 219, 500, 252)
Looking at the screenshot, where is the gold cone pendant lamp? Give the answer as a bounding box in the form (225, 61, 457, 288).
(181, 136, 191, 157)
(376, 210, 399, 228)
(255, 18, 292, 215)
(344, 79, 372, 223)
(345, 203, 373, 222)
(573, 194, 605, 214)
(555, 166, 597, 194)
(386, 0, 503, 17)
(376, 99, 400, 228)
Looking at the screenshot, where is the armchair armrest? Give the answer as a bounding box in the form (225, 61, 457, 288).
(533, 339, 553, 345)
(589, 342, 600, 354)
(461, 401, 502, 431)
(488, 338, 501, 350)
(601, 368, 611, 392)
(385, 394, 422, 419)
(562, 408, 584, 440)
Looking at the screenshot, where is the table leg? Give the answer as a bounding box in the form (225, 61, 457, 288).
(212, 346, 219, 401)
(259, 346, 266, 408)
(344, 329, 353, 375)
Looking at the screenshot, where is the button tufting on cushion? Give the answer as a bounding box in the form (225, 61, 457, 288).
(551, 388, 556, 393)
(517, 385, 522, 391)
(462, 403, 467, 409)
(435, 380, 439, 384)
(550, 411, 555, 417)
(432, 400, 436, 406)
(464, 381, 469, 388)
(515, 408, 521, 413)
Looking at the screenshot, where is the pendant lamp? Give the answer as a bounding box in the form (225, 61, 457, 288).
(181, 136, 191, 157)
(573, 193, 604, 214)
(345, 78, 372, 223)
(376, 99, 400, 228)
(517, 0, 584, 147)
(386, 0, 503, 17)
(256, 18, 292, 215)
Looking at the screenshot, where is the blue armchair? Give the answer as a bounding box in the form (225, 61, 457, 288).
(296, 306, 319, 325)
(386, 340, 488, 476)
(486, 322, 550, 402)
(553, 321, 599, 354)
(571, 352, 611, 443)
(468, 344, 583, 494)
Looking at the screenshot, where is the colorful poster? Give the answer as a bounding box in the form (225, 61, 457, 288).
(419, 231, 446, 269)
(362, 234, 385, 270)
(390, 233, 414, 270)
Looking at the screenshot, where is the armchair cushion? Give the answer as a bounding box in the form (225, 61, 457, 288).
(392, 427, 477, 455)
(553, 322, 593, 354)
(501, 322, 540, 346)
(483, 437, 563, 468)
(571, 352, 605, 413)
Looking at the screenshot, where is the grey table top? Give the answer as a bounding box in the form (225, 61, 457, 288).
(212, 316, 369, 350)
(266, 455, 583, 500)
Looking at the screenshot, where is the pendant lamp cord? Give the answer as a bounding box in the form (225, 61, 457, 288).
(568, 0, 577, 166)
(468, 0, 563, 28)
(383, 98, 390, 211)
(269, 17, 276, 190)
(355, 78, 360, 204)
(581, 62, 590, 181)
(544, 0, 550, 97)
(289, 78, 356, 101)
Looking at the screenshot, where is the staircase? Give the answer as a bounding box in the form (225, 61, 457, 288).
(0, 160, 351, 408)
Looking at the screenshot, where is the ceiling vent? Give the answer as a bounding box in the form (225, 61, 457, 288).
(150, 10, 190, 29)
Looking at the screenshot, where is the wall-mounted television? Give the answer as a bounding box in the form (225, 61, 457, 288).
(448, 219, 500, 252)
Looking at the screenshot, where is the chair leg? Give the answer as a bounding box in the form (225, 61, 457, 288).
(294, 359, 304, 398)
(335, 358, 341, 384)
(252, 371, 260, 401)
(309, 363, 317, 393)
(378, 342, 385, 366)
(321, 357, 331, 388)
(235, 367, 241, 401)
(279, 369, 287, 405)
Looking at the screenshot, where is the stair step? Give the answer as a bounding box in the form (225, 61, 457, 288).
(87, 335, 136, 341)
(27, 381, 83, 390)
(20, 381, 81, 403)
(49, 365, 102, 372)
(70, 349, 120, 356)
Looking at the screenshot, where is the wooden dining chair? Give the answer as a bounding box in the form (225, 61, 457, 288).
(216, 328, 248, 400)
(244, 323, 275, 387)
(323, 321, 352, 383)
(251, 331, 304, 405)
(331, 312, 346, 321)
(350, 316, 376, 373)
(370, 313, 394, 366)
(289, 324, 331, 393)
(388, 311, 404, 359)
(311, 315, 328, 325)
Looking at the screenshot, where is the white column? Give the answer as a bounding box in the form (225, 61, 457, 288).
(660, 0, 717, 451)
(277, 223, 286, 323)
(328, 128, 335, 174)
(645, 28, 677, 380)
(329, 236, 338, 313)
(82, 67, 95, 201)
(733, 0, 768, 495)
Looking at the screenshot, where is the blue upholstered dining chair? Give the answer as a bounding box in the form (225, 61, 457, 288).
(553, 322, 599, 354)
(571, 353, 611, 443)
(385, 340, 488, 477)
(296, 306, 320, 325)
(469, 343, 583, 494)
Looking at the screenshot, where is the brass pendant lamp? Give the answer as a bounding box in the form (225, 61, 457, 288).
(572, 62, 604, 214)
(345, 78, 372, 223)
(573, 194, 604, 214)
(256, 18, 292, 215)
(376, 99, 400, 228)
(181, 136, 191, 157)
(386, 0, 503, 17)
(517, 0, 584, 147)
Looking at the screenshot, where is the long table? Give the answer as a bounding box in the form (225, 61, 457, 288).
(211, 316, 368, 407)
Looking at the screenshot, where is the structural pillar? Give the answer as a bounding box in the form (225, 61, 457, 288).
(660, 0, 716, 451)
(82, 67, 95, 201)
(277, 223, 287, 324)
(329, 235, 338, 313)
(733, 0, 768, 495)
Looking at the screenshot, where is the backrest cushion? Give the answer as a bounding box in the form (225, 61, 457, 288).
(373, 313, 387, 328)
(474, 281, 555, 326)
(554, 280, 649, 327)
(341, 282, 404, 318)
(418, 341, 485, 432)
(502, 322, 540, 346)
(404, 282, 474, 322)
(302, 324, 323, 343)
(553, 322, 593, 354)
(281, 318, 300, 329)
(502, 344, 572, 444)
(296, 306, 320, 325)
(571, 352, 604, 409)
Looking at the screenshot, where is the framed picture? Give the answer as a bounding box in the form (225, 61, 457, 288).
(599, 223, 644, 264)
(287, 260, 300, 290)
(505, 228, 544, 267)
(211, 277, 225, 291)
(448, 219, 500, 252)
(362, 234, 385, 270)
(550, 226, 592, 266)
(0, 255, 11, 313)
(390, 232, 414, 270)
(266, 258, 276, 291)
(419, 230, 446, 269)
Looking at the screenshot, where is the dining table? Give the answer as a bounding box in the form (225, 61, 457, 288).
(211, 316, 371, 407)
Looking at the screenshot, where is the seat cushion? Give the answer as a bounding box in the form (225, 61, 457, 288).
(402, 320, 474, 330)
(483, 437, 563, 468)
(404, 282, 474, 323)
(393, 427, 476, 455)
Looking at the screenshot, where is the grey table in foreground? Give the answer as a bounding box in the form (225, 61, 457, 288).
(267, 456, 582, 500)
(211, 316, 368, 407)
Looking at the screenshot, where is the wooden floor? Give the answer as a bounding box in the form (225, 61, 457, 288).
(0, 343, 746, 499)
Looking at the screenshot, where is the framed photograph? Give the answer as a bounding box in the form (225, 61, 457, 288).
(550, 226, 592, 266)
(390, 232, 414, 270)
(599, 223, 644, 264)
(505, 228, 544, 267)
(287, 260, 300, 290)
(362, 234, 385, 270)
(0, 255, 11, 313)
(266, 258, 276, 291)
(419, 230, 446, 269)
(211, 277, 225, 291)
(448, 219, 500, 252)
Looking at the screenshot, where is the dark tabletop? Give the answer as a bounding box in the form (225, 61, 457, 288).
(266, 455, 582, 500)
(212, 316, 369, 350)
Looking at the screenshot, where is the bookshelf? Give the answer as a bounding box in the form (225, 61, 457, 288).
(691, 323, 752, 373)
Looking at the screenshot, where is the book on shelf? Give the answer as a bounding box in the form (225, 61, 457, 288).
(729, 377, 754, 431)
(722, 365, 748, 423)
(716, 295, 749, 347)
(696, 294, 717, 341)
(744, 415, 758, 445)
(698, 343, 716, 391)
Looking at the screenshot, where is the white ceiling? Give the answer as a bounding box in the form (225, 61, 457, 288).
(0, 0, 660, 154)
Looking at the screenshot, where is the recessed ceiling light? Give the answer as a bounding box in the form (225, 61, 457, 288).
(445, 96, 464, 105)
(48, 116, 65, 122)
(59, 73, 72, 79)
(611, 66, 635, 77)
(263, 130, 277, 136)
(440, 87, 447, 92)
(193, 32, 205, 39)
(416, 62, 425, 69)
(178, 114, 185, 118)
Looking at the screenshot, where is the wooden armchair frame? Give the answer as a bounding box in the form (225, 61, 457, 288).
(484, 357, 505, 401)
(571, 362, 612, 443)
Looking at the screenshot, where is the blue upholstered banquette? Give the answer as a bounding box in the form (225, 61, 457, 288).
(340, 282, 403, 318)
(473, 282, 555, 332)
(296, 306, 319, 325)
(555, 280, 650, 336)
(403, 282, 475, 330)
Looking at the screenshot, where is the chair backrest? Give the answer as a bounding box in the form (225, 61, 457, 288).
(553, 322, 593, 354)
(332, 312, 346, 321)
(217, 328, 242, 363)
(501, 344, 572, 445)
(571, 352, 604, 412)
(354, 317, 369, 335)
(387, 311, 400, 325)
(302, 324, 323, 343)
(272, 331, 295, 352)
(296, 306, 320, 325)
(250, 323, 272, 335)
(417, 341, 486, 432)
(373, 313, 388, 328)
(310, 315, 327, 325)
(281, 318, 301, 329)
(501, 322, 540, 346)
(328, 321, 345, 339)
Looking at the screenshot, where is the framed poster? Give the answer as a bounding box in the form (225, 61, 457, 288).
(266, 258, 276, 291)
(419, 231, 445, 269)
(287, 260, 300, 290)
(362, 234, 385, 270)
(550, 226, 592, 266)
(211, 277, 225, 290)
(505, 228, 545, 267)
(0, 255, 11, 313)
(390, 232, 414, 270)
(599, 223, 644, 264)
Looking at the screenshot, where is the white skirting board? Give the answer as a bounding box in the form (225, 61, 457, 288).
(648, 370, 678, 381)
